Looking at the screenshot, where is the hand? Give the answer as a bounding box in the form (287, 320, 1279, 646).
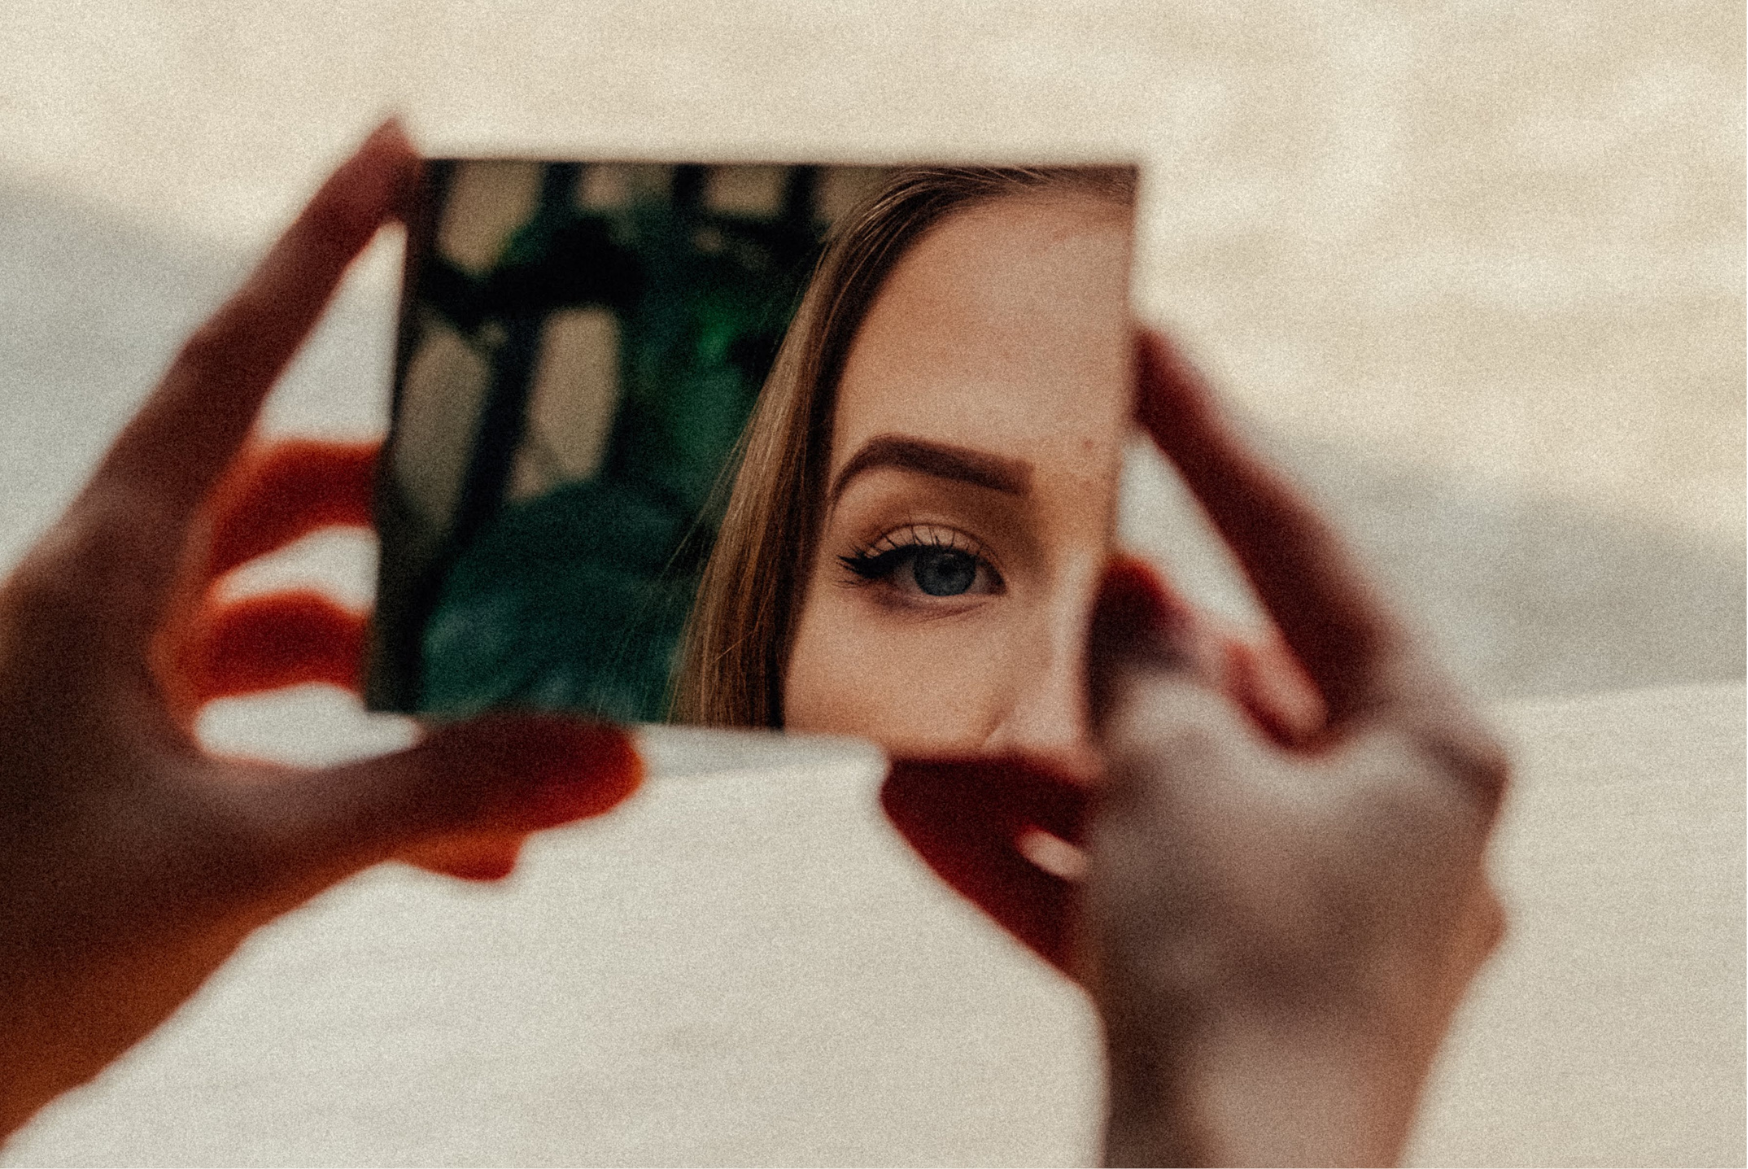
(176, 433, 537, 881)
(882, 330, 1507, 1166)
(0, 123, 640, 1138)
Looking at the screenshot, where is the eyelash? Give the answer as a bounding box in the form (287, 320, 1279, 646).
(838, 524, 1005, 598)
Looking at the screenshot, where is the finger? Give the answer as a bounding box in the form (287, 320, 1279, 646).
(1220, 633, 1326, 749)
(1089, 555, 1316, 745)
(204, 439, 377, 582)
(1087, 557, 1249, 818)
(242, 714, 640, 884)
(1086, 557, 1198, 731)
(1094, 537, 1508, 840)
(1133, 331, 1420, 725)
(172, 591, 366, 706)
(881, 756, 1088, 974)
(68, 120, 414, 646)
(397, 834, 528, 883)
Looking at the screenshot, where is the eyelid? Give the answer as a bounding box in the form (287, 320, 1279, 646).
(850, 522, 999, 571)
(825, 474, 1040, 582)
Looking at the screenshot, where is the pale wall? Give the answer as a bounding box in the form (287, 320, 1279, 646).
(1, 0, 1740, 698)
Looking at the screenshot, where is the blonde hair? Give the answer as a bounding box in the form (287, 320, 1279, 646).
(673, 166, 1136, 727)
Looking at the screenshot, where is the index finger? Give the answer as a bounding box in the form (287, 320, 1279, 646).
(1132, 330, 1419, 727)
(73, 121, 416, 643)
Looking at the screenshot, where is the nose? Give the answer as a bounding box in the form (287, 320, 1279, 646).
(980, 563, 1102, 782)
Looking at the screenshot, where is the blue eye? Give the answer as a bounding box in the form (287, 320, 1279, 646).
(910, 547, 978, 596)
(839, 527, 1003, 600)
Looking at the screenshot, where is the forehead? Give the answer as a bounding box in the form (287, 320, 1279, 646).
(831, 192, 1133, 468)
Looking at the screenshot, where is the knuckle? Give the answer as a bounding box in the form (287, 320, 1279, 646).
(6, 546, 85, 620)
(182, 795, 283, 898)
(1376, 694, 1511, 820)
(1340, 726, 1503, 861)
(1419, 722, 1512, 812)
(178, 762, 349, 898)
(1106, 670, 1224, 746)
(76, 495, 182, 591)
(1385, 677, 1512, 808)
(1099, 688, 1240, 821)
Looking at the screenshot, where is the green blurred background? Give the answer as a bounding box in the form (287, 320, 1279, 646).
(380, 161, 841, 721)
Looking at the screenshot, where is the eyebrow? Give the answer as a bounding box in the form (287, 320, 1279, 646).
(828, 434, 1032, 507)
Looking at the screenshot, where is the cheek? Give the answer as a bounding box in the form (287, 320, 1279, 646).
(781, 582, 1013, 754)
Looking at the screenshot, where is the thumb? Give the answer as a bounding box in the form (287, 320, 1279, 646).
(261, 714, 641, 879)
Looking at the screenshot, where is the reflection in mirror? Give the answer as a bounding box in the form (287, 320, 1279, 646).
(368, 160, 1137, 741)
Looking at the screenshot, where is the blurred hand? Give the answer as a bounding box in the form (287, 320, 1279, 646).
(0, 122, 639, 1138)
(176, 435, 536, 881)
(882, 330, 1507, 1166)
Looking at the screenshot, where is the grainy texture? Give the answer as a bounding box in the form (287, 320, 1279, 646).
(1407, 683, 1746, 1168)
(0, 4, 1740, 1163)
(3, 684, 1740, 1166)
(1, 0, 1738, 699)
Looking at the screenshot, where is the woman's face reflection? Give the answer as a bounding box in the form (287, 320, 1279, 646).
(783, 194, 1133, 771)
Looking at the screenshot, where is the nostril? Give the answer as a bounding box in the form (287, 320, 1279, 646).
(1017, 826, 1088, 881)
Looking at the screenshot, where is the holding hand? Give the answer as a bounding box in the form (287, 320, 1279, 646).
(884, 332, 1507, 1166)
(0, 123, 638, 1137)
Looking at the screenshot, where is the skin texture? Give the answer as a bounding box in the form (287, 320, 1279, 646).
(0, 132, 1508, 1167)
(0, 124, 640, 1137)
(780, 190, 1509, 1163)
(783, 193, 1133, 776)
(882, 335, 1509, 1166)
